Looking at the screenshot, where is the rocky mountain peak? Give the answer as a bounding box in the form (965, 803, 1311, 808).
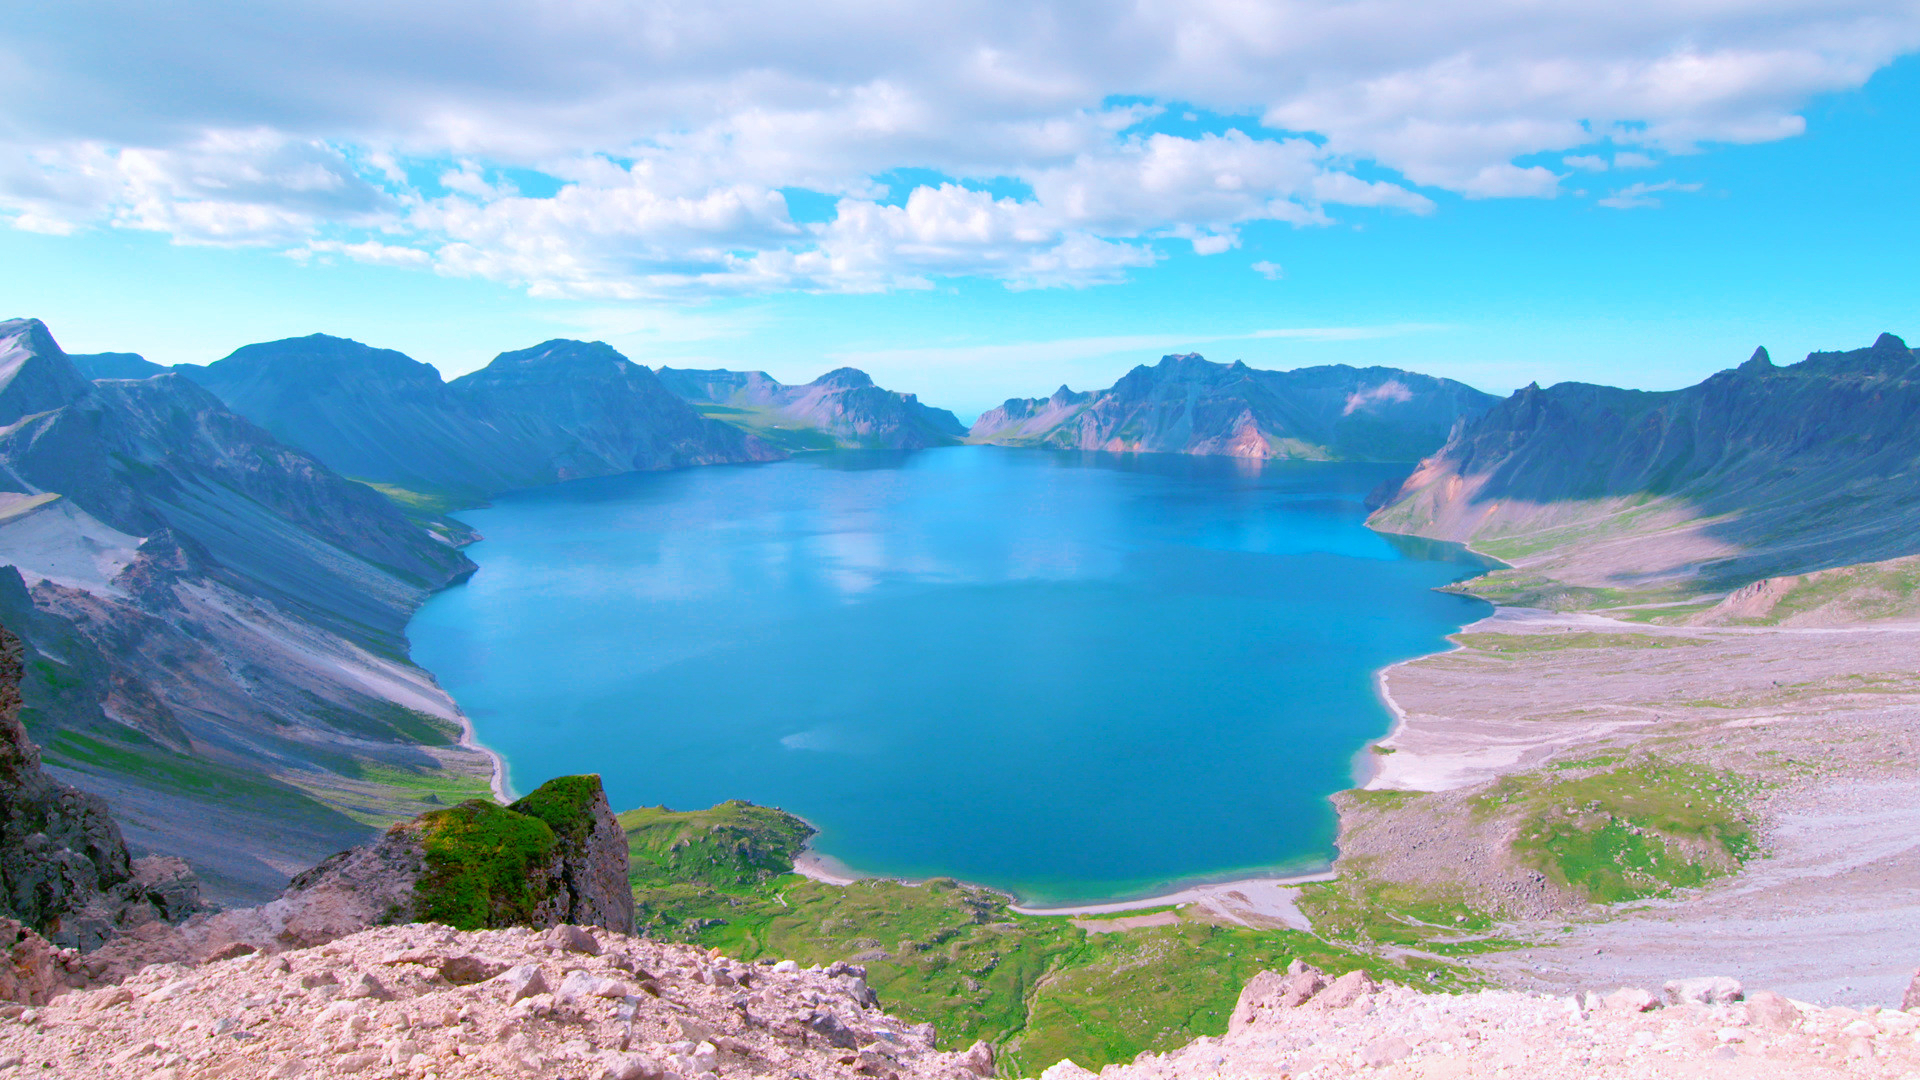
(812, 366, 876, 390)
(1870, 331, 1913, 365)
(1740, 346, 1774, 372)
(197, 334, 448, 397)
(0, 318, 93, 426)
(468, 339, 636, 382)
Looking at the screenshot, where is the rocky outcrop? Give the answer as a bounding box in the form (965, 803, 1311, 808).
(0, 922, 997, 1078)
(657, 364, 967, 449)
(0, 318, 493, 902)
(235, 775, 634, 948)
(971, 354, 1497, 461)
(0, 622, 203, 951)
(185, 334, 781, 502)
(1369, 334, 1920, 590)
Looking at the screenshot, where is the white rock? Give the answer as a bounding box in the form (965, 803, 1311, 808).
(1604, 988, 1659, 1013)
(558, 969, 630, 1002)
(771, 960, 799, 974)
(493, 964, 549, 1004)
(1663, 977, 1744, 1006)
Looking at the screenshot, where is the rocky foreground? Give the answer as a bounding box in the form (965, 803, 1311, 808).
(1042, 964, 1920, 1080)
(0, 921, 994, 1080)
(6, 919, 1917, 1080)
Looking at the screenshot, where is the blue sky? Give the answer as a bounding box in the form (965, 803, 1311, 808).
(2, 2, 1916, 420)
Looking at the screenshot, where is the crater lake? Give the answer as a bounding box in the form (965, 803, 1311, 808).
(407, 447, 1494, 904)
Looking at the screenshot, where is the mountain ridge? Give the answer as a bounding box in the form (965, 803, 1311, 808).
(183, 334, 782, 503)
(1368, 332, 1920, 600)
(657, 364, 967, 449)
(970, 354, 1498, 461)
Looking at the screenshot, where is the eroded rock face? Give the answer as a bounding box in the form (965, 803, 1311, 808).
(0, 624, 203, 950)
(512, 777, 637, 936)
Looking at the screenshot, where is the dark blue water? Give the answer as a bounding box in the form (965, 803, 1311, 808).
(408, 447, 1492, 904)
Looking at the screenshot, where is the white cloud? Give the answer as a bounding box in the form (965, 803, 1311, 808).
(1252, 260, 1284, 280)
(0, 0, 1914, 293)
(1598, 179, 1705, 209)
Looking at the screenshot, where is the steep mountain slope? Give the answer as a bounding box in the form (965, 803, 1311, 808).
(1369, 334, 1920, 598)
(657, 365, 967, 450)
(0, 318, 496, 902)
(970, 354, 1497, 461)
(185, 335, 779, 503)
(66, 352, 170, 380)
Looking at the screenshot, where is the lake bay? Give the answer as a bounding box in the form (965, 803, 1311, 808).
(408, 447, 1492, 904)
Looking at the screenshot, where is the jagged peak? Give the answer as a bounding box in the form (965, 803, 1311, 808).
(0, 317, 93, 426)
(1871, 332, 1911, 359)
(1739, 347, 1773, 372)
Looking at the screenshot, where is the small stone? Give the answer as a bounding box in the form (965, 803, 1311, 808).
(300, 971, 340, 989)
(494, 964, 550, 1004)
(1316, 969, 1378, 1009)
(268, 1062, 309, 1079)
(1843, 1019, 1879, 1038)
(1363, 1037, 1413, 1067)
(558, 969, 631, 1002)
(598, 1052, 671, 1080)
(1604, 987, 1659, 1012)
(806, 1010, 862, 1050)
(771, 960, 799, 974)
(1663, 976, 1743, 1006)
(547, 925, 601, 956)
(1037, 1061, 1097, 1080)
(439, 955, 509, 986)
(205, 942, 258, 963)
(1744, 991, 1799, 1031)
(336, 1051, 382, 1074)
(343, 973, 394, 1001)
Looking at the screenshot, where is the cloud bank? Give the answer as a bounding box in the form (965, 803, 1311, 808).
(3, 0, 1914, 296)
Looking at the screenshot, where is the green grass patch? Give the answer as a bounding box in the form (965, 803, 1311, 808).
(1474, 760, 1760, 903)
(621, 802, 1470, 1072)
(695, 404, 841, 451)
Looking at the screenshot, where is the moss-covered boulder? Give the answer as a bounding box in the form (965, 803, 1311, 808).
(278, 774, 634, 940)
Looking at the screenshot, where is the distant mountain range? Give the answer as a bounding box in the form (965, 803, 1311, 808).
(169, 335, 781, 503)
(657, 365, 967, 450)
(971, 354, 1499, 461)
(1369, 333, 1920, 600)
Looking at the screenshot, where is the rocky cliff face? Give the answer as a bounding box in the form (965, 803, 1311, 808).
(970, 354, 1497, 461)
(1369, 334, 1920, 590)
(657, 365, 967, 449)
(0, 318, 494, 903)
(186, 334, 781, 502)
(0, 622, 202, 951)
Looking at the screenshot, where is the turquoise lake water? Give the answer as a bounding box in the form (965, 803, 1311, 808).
(407, 447, 1493, 905)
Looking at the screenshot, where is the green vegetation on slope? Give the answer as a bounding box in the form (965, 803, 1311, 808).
(622, 801, 1465, 1075)
(413, 799, 557, 929)
(694, 404, 840, 452)
(411, 774, 608, 929)
(510, 773, 603, 844)
(1472, 759, 1760, 903)
(1451, 631, 1709, 654)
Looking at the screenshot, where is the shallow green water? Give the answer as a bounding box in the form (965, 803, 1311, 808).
(408, 447, 1492, 904)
